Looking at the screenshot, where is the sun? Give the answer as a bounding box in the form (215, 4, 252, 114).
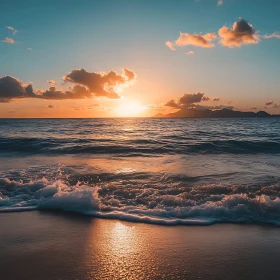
(116, 101, 146, 117)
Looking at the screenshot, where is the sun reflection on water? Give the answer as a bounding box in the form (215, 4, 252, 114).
(85, 220, 161, 280)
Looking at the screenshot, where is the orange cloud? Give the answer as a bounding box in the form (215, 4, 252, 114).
(175, 32, 217, 48)
(64, 68, 136, 99)
(2, 37, 14, 44)
(218, 19, 260, 47)
(217, 0, 223, 6)
(48, 80, 57, 85)
(165, 41, 176, 51)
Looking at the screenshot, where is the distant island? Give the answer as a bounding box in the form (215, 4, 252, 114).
(153, 108, 279, 118)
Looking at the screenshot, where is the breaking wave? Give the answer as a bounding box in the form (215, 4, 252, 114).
(1, 177, 280, 226)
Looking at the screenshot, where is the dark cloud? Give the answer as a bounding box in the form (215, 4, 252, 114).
(165, 93, 228, 111)
(165, 93, 222, 109)
(202, 96, 221, 102)
(219, 19, 260, 47)
(179, 92, 204, 104)
(164, 99, 181, 109)
(63, 68, 136, 99)
(187, 104, 235, 111)
(48, 105, 54, 108)
(0, 76, 35, 102)
(250, 107, 257, 110)
(265, 101, 274, 106)
(37, 85, 91, 100)
(165, 93, 206, 108)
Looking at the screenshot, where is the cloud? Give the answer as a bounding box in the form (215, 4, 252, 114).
(250, 107, 257, 110)
(165, 41, 176, 51)
(164, 99, 181, 109)
(175, 32, 217, 48)
(179, 92, 204, 104)
(27, 48, 32, 51)
(6, 26, 18, 35)
(0, 68, 136, 102)
(202, 96, 221, 102)
(218, 19, 260, 47)
(265, 101, 274, 106)
(48, 105, 54, 108)
(48, 80, 57, 85)
(265, 101, 280, 108)
(37, 85, 91, 100)
(185, 50, 194, 55)
(263, 33, 280, 39)
(2, 37, 14, 44)
(0, 76, 35, 102)
(217, 0, 223, 6)
(165, 93, 223, 109)
(63, 68, 136, 99)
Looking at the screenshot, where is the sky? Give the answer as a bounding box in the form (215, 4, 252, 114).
(0, 0, 280, 117)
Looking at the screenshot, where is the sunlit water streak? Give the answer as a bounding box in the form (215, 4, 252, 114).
(1, 118, 280, 225)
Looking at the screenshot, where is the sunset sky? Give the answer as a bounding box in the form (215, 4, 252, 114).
(1, 0, 280, 117)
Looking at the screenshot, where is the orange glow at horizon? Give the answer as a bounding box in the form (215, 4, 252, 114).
(116, 100, 146, 117)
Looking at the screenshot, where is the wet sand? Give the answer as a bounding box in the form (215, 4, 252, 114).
(1, 211, 280, 280)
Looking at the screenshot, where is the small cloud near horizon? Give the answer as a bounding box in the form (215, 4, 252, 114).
(165, 92, 222, 109)
(265, 101, 274, 106)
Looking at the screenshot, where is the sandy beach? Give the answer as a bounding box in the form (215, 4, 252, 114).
(1, 211, 280, 280)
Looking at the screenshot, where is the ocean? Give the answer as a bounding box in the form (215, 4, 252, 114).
(1, 118, 280, 226)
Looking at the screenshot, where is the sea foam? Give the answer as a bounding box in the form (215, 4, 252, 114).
(1, 177, 280, 226)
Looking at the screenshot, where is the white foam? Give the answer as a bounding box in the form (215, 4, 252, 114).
(1, 178, 280, 226)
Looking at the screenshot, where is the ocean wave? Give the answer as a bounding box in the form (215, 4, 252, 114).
(1, 178, 280, 226)
(0, 137, 280, 155)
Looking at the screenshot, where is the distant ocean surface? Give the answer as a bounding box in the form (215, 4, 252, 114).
(1, 118, 280, 225)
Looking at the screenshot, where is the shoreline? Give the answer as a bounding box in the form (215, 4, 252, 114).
(2, 208, 280, 227)
(1, 211, 280, 280)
